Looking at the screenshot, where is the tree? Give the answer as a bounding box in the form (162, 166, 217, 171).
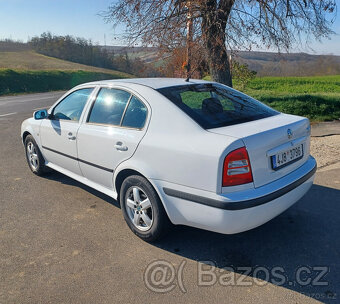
(159, 42, 209, 78)
(105, 0, 336, 86)
(232, 61, 257, 90)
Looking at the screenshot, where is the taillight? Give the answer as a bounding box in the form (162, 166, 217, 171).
(222, 147, 253, 187)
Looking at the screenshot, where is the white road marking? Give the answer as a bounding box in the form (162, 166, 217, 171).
(33, 106, 49, 110)
(0, 92, 62, 101)
(0, 112, 17, 117)
(0, 94, 61, 106)
(16, 96, 59, 103)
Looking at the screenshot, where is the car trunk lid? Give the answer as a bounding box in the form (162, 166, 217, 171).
(208, 113, 311, 188)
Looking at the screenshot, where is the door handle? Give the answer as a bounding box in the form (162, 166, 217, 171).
(114, 141, 128, 151)
(67, 132, 76, 140)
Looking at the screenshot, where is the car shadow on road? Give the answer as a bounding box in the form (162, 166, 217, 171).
(153, 184, 339, 303)
(42, 171, 339, 302)
(42, 171, 120, 208)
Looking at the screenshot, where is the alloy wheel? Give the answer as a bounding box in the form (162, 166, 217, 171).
(125, 186, 153, 231)
(26, 142, 39, 170)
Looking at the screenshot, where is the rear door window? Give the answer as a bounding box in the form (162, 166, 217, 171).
(121, 96, 148, 129)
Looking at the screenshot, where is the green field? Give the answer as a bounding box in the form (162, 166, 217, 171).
(237, 75, 340, 122)
(203, 75, 340, 122)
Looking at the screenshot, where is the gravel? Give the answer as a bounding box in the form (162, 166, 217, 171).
(310, 135, 340, 169)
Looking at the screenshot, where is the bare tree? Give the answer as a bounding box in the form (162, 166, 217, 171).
(105, 0, 336, 86)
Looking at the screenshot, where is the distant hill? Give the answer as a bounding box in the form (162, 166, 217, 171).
(234, 51, 340, 77)
(102, 45, 340, 77)
(0, 50, 131, 78)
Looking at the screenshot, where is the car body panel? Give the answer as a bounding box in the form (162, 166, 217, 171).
(39, 87, 97, 175)
(40, 119, 82, 175)
(77, 124, 147, 189)
(76, 85, 152, 189)
(21, 117, 41, 146)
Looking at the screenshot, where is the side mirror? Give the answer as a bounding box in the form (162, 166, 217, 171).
(34, 109, 48, 120)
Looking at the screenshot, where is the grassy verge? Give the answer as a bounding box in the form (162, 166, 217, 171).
(0, 69, 130, 96)
(205, 75, 340, 122)
(238, 75, 340, 122)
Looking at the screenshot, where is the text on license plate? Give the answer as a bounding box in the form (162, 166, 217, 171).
(271, 144, 304, 170)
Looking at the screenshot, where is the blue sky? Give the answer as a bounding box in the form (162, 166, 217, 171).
(0, 0, 339, 55)
(0, 0, 121, 44)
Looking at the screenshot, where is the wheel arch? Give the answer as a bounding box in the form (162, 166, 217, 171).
(114, 168, 145, 200)
(22, 131, 31, 144)
(113, 165, 172, 220)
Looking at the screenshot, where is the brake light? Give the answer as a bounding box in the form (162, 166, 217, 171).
(222, 147, 253, 186)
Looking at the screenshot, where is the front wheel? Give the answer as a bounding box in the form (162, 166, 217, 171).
(120, 175, 171, 242)
(24, 135, 48, 175)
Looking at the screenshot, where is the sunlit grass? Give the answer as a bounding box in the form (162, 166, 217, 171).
(205, 75, 340, 122)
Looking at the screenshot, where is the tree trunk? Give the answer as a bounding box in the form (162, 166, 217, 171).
(206, 39, 232, 87)
(201, 1, 233, 87)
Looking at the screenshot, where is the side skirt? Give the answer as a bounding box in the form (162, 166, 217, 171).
(46, 162, 118, 200)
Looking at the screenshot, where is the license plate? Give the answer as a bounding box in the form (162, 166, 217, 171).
(271, 144, 304, 170)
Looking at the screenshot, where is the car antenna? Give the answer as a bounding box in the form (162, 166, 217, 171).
(185, 62, 193, 82)
(185, 68, 191, 82)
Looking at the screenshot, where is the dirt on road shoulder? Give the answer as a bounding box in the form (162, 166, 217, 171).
(311, 135, 340, 169)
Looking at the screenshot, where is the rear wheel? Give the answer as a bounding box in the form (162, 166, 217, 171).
(120, 175, 171, 242)
(24, 135, 48, 175)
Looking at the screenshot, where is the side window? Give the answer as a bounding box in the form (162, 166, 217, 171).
(121, 96, 148, 129)
(88, 88, 131, 125)
(53, 88, 93, 121)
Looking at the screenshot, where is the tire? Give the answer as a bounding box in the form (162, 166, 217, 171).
(120, 175, 171, 242)
(24, 135, 48, 176)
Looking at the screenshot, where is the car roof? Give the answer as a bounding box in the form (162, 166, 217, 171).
(82, 78, 212, 90)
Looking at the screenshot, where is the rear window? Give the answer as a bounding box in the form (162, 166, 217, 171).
(157, 83, 278, 129)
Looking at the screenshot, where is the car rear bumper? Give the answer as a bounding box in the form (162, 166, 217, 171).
(151, 156, 316, 234)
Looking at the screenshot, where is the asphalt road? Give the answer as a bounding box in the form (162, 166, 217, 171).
(0, 92, 339, 304)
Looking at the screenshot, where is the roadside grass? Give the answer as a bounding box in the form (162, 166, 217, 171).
(248, 92, 339, 122)
(0, 69, 130, 96)
(240, 75, 340, 122)
(205, 75, 340, 122)
(242, 75, 340, 94)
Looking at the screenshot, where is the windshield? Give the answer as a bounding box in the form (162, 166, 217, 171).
(157, 83, 279, 129)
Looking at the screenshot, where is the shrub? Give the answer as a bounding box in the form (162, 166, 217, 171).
(0, 69, 124, 95)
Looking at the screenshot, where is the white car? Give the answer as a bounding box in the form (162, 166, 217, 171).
(21, 78, 316, 241)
